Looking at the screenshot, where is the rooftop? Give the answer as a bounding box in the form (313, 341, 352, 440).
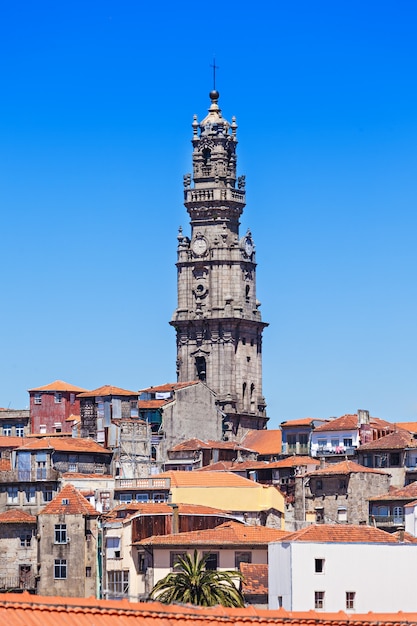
(104, 502, 238, 522)
(282, 523, 407, 543)
(314, 413, 394, 433)
(358, 429, 417, 450)
(240, 563, 268, 595)
(0, 592, 416, 626)
(17, 437, 110, 454)
(307, 459, 389, 477)
(77, 384, 138, 398)
(369, 480, 417, 502)
(139, 381, 200, 394)
(137, 520, 289, 547)
(40, 483, 98, 516)
(28, 380, 88, 393)
(240, 429, 282, 455)
(170, 438, 255, 453)
(157, 470, 260, 488)
(0, 509, 36, 524)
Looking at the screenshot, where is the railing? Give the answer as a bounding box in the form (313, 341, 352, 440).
(115, 477, 171, 491)
(184, 188, 245, 204)
(0, 576, 36, 590)
(369, 515, 405, 527)
(315, 447, 356, 456)
(0, 469, 59, 483)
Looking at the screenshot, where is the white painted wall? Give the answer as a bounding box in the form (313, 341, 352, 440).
(269, 540, 417, 612)
(310, 429, 358, 456)
(405, 503, 417, 536)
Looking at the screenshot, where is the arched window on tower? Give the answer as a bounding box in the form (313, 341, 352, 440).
(245, 285, 250, 302)
(250, 383, 255, 413)
(195, 357, 206, 382)
(242, 382, 247, 412)
(202, 148, 211, 165)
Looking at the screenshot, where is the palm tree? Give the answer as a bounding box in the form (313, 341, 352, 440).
(149, 549, 245, 607)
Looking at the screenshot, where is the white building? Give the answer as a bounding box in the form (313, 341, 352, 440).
(269, 524, 417, 613)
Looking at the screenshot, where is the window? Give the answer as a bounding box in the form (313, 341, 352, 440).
(331, 438, 339, 449)
(100, 491, 111, 511)
(107, 570, 129, 598)
(170, 551, 186, 569)
(3, 425, 12, 436)
(70, 393, 75, 405)
(339, 479, 347, 490)
(54, 524, 67, 544)
(54, 559, 67, 579)
(315, 507, 324, 523)
(346, 591, 355, 610)
(195, 356, 206, 382)
(235, 551, 252, 569)
(343, 438, 353, 448)
(25, 487, 36, 504)
(7, 487, 18, 504)
(19, 565, 32, 588)
(317, 438, 327, 451)
(20, 534, 31, 547)
(393, 506, 403, 524)
(315, 558, 324, 573)
(43, 489, 53, 502)
(135, 493, 149, 502)
(362, 454, 372, 467)
(203, 552, 219, 571)
(390, 452, 400, 467)
(153, 492, 166, 503)
(54, 392, 62, 404)
(68, 455, 78, 473)
(315, 591, 325, 609)
(34, 393, 42, 404)
(316, 479, 323, 490)
(287, 434, 296, 451)
(337, 507, 348, 523)
(86, 567, 92, 578)
(106, 536, 121, 559)
(39, 425, 47, 434)
(119, 493, 132, 503)
(16, 424, 24, 437)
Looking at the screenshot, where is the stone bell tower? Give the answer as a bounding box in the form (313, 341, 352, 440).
(170, 90, 268, 438)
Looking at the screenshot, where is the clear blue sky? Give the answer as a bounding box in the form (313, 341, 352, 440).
(1, 1, 416, 426)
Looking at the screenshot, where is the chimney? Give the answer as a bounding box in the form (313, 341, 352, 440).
(168, 503, 179, 534)
(397, 525, 405, 543)
(320, 458, 326, 469)
(357, 409, 370, 426)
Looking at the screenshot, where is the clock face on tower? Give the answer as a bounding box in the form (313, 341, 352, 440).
(244, 236, 254, 257)
(192, 236, 208, 256)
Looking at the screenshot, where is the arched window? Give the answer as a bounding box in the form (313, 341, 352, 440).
(195, 356, 206, 382)
(202, 148, 211, 165)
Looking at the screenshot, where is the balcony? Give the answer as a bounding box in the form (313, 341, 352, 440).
(0, 469, 59, 483)
(0, 575, 36, 591)
(281, 443, 309, 456)
(369, 514, 405, 527)
(315, 446, 356, 457)
(115, 476, 171, 491)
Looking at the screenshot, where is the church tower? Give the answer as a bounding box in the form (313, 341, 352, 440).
(170, 90, 268, 438)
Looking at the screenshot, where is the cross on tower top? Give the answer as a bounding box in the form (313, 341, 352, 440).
(210, 57, 219, 90)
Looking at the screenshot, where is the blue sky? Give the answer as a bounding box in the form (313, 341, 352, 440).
(1, 1, 416, 426)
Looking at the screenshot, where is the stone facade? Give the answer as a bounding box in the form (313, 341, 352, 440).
(170, 91, 268, 439)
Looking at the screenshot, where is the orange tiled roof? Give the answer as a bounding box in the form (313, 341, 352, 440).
(396, 421, 417, 434)
(195, 461, 235, 472)
(139, 399, 172, 409)
(314, 414, 394, 433)
(265, 456, 319, 469)
(40, 483, 98, 516)
(0, 436, 33, 448)
(62, 472, 113, 479)
(359, 429, 417, 450)
(283, 523, 402, 543)
(158, 470, 260, 488)
(280, 417, 329, 428)
(17, 437, 110, 454)
(139, 381, 199, 394)
(0, 592, 416, 625)
(0, 509, 36, 524)
(240, 562, 268, 595)
(104, 502, 237, 522)
(170, 439, 255, 453)
(28, 380, 88, 393)
(240, 429, 282, 455)
(369, 481, 417, 501)
(307, 459, 389, 476)
(138, 521, 289, 546)
(77, 384, 138, 398)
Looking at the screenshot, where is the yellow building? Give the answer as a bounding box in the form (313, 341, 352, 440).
(159, 471, 285, 528)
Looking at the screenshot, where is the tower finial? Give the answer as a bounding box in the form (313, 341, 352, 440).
(210, 57, 219, 91)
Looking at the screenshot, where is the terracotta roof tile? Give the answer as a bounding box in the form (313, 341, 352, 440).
(0, 436, 32, 448)
(282, 523, 401, 543)
(396, 421, 417, 434)
(369, 480, 417, 501)
(138, 520, 289, 546)
(314, 414, 394, 433)
(139, 381, 199, 394)
(240, 429, 282, 455)
(240, 563, 268, 595)
(104, 502, 237, 522)
(307, 459, 389, 476)
(0, 591, 417, 625)
(77, 384, 138, 397)
(280, 417, 329, 427)
(62, 472, 113, 479)
(40, 484, 98, 516)
(195, 461, 235, 471)
(265, 456, 319, 469)
(139, 399, 172, 409)
(358, 429, 417, 450)
(28, 380, 88, 393)
(0, 509, 36, 524)
(18, 437, 110, 454)
(158, 470, 260, 488)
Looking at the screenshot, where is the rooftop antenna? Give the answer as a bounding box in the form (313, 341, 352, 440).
(210, 57, 219, 90)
